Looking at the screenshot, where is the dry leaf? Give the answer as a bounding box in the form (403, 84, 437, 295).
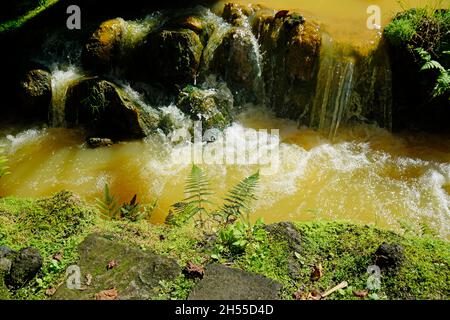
(95, 288, 118, 300)
(53, 253, 63, 262)
(45, 287, 57, 297)
(107, 260, 118, 270)
(310, 263, 323, 281)
(85, 273, 93, 286)
(353, 290, 369, 298)
(185, 262, 205, 278)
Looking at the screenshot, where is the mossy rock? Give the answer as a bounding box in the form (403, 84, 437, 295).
(82, 18, 126, 74)
(188, 264, 282, 300)
(145, 29, 204, 87)
(65, 78, 160, 140)
(18, 69, 52, 121)
(252, 12, 321, 120)
(53, 233, 181, 300)
(177, 85, 234, 132)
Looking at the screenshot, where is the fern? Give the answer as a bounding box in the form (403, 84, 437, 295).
(96, 183, 120, 219)
(416, 47, 450, 99)
(120, 194, 142, 222)
(222, 171, 260, 226)
(0, 146, 10, 179)
(169, 165, 214, 226)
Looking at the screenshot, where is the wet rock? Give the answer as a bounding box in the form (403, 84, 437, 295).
(82, 19, 126, 73)
(188, 264, 282, 300)
(53, 233, 180, 300)
(265, 222, 302, 252)
(222, 3, 256, 27)
(0, 247, 14, 273)
(169, 16, 204, 35)
(6, 247, 43, 288)
(18, 69, 52, 120)
(253, 12, 321, 119)
(374, 243, 405, 271)
(65, 78, 160, 140)
(265, 222, 303, 278)
(0, 246, 15, 259)
(177, 85, 234, 131)
(86, 137, 114, 149)
(208, 27, 263, 104)
(145, 29, 204, 87)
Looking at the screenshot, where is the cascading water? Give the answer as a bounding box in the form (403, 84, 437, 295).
(309, 34, 356, 137)
(1, 5, 449, 239)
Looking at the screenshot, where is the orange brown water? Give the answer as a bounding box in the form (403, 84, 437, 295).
(1, 108, 449, 237)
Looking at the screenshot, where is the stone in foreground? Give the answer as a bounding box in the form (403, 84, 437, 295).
(188, 264, 282, 300)
(53, 234, 180, 300)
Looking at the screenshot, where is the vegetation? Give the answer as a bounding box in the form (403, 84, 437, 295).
(96, 183, 156, 222)
(0, 1, 61, 33)
(0, 147, 9, 180)
(384, 4, 450, 100)
(416, 48, 450, 99)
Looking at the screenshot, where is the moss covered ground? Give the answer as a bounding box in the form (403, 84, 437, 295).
(0, 192, 448, 300)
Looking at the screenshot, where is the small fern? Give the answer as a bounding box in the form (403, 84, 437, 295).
(169, 165, 214, 226)
(222, 171, 260, 226)
(0, 146, 10, 179)
(96, 183, 120, 219)
(416, 48, 450, 99)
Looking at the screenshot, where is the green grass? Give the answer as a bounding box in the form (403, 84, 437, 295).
(0, 0, 61, 33)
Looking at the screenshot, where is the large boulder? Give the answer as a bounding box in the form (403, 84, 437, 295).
(53, 234, 180, 300)
(65, 78, 160, 140)
(82, 18, 126, 73)
(252, 11, 322, 119)
(188, 264, 282, 300)
(177, 85, 234, 132)
(18, 69, 52, 120)
(208, 27, 264, 104)
(145, 29, 204, 87)
(6, 247, 43, 288)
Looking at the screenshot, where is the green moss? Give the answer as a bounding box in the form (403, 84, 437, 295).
(0, 191, 96, 299)
(0, 0, 60, 33)
(0, 191, 448, 300)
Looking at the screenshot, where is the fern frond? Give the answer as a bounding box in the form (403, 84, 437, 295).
(0, 146, 10, 179)
(433, 71, 450, 97)
(96, 183, 120, 219)
(222, 171, 260, 225)
(421, 60, 445, 71)
(168, 165, 214, 227)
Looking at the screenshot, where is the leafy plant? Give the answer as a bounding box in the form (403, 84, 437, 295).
(120, 194, 141, 222)
(221, 171, 260, 226)
(0, 146, 10, 179)
(96, 183, 120, 219)
(168, 165, 214, 227)
(96, 184, 152, 221)
(416, 47, 450, 99)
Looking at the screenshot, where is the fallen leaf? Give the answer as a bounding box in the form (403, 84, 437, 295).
(95, 288, 118, 300)
(353, 290, 369, 298)
(85, 273, 93, 286)
(185, 262, 205, 278)
(45, 287, 57, 297)
(107, 260, 118, 270)
(310, 263, 323, 281)
(53, 253, 63, 262)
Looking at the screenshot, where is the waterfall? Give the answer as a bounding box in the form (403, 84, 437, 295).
(309, 34, 356, 137)
(50, 65, 83, 127)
